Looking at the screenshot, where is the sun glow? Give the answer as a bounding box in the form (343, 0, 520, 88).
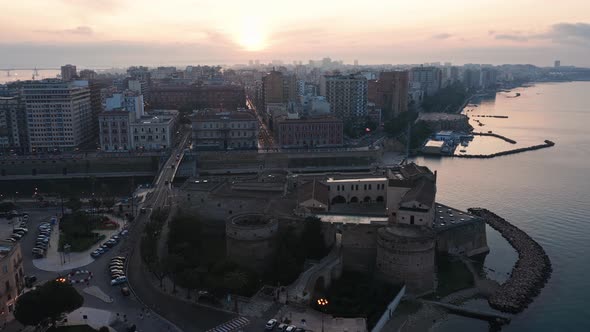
(237, 22, 267, 51)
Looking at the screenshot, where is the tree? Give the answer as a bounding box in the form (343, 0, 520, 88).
(65, 197, 82, 212)
(301, 217, 327, 260)
(99, 327, 110, 332)
(178, 268, 201, 299)
(14, 280, 84, 326)
(90, 197, 102, 210)
(165, 253, 186, 293)
(148, 259, 168, 288)
(102, 197, 115, 209)
(0, 201, 16, 213)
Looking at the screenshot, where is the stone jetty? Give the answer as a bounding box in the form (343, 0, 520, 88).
(454, 140, 554, 158)
(472, 132, 517, 144)
(468, 208, 552, 314)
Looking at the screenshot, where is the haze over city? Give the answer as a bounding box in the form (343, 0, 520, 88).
(2, 0, 590, 67)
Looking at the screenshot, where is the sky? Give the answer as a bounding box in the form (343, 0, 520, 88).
(1, 0, 590, 68)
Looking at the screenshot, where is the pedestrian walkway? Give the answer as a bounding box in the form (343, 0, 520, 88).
(83, 285, 114, 303)
(206, 317, 249, 332)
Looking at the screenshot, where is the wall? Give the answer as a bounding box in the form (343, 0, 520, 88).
(371, 285, 406, 332)
(339, 223, 381, 272)
(225, 214, 279, 271)
(435, 219, 489, 257)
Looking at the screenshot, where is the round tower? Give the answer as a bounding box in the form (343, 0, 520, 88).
(226, 213, 279, 270)
(376, 224, 436, 294)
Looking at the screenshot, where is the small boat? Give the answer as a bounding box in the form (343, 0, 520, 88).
(460, 149, 466, 153)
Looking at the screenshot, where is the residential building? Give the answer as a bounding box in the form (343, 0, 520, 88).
(130, 110, 179, 150)
(98, 110, 133, 151)
(0, 241, 25, 325)
(480, 67, 498, 89)
(410, 66, 442, 96)
(320, 74, 368, 121)
(368, 71, 409, 120)
(22, 79, 93, 152)
(262, 70, 297, 107)
(149, 84, 245, 110)
(191, 109, 258, 151)
(79, 69, 97, 80)
(0, 96, 28, 153)
(275, 115, 343, 148)
(60, 64, 77, 81)
(105, 90, 145, 120)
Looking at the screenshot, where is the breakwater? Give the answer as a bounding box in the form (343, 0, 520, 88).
(453, 140, 555, 158)
(472, 132, 517, 144)
(472, 115, 509, 119)
(467, 208, 552, 314)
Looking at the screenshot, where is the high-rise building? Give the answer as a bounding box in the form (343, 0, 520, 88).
(0, 96, 28, 153)
(79, 69, 97, 80)
(554, 60, 561, 68)
(320, 74, 368, 120)
(23, 79, 93, 152)
(368, 71, 409, 120)
(262, 70, 297, 107)
(410, 66, 442, 96)
(60, 64, 77, 81)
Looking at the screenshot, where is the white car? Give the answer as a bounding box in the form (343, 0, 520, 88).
(111, 276, 128, 286)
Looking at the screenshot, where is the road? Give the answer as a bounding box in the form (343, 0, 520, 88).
(125, 132, 235, 331)
(246, 97, 277, 150)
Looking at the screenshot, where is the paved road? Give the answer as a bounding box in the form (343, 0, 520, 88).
(125, 132, 235, 331)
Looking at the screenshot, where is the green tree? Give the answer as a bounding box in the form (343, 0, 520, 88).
(178, 268, 201, 299)
(14, 280, 84, 326)
(301, 217, 327, 260)
(65, 197, 82, 212)
(99, 327, 110, 332)
(148, 259, 168, 288)
(165, 253, 186, 293)
(0, 201, 16, 213)
(223, 270, 249, 292)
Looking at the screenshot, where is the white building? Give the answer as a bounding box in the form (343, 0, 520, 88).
(130, 110, 179, 150)
(320, 74, 368, 120)
(22, 79, 93, 152)
(98, 111, 133, 151)
(105, 91, 145, 120)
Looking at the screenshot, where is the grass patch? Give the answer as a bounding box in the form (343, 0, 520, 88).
(318, 271, 403, 329)
(58, 212, 112, 252)
(59, 233, 105, 252)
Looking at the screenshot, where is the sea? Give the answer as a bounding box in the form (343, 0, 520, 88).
(413, 82, 590, 331)
(0, 69, 61, 84)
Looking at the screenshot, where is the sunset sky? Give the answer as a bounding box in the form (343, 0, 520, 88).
(1, 0, 590, 67)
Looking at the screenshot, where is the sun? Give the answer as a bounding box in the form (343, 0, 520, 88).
(237, 23, 267, 51)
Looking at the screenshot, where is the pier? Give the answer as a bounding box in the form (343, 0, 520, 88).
(467, 208, 552, 314)
(471, 115, 509, 119)
(453, 140, 555, 158)
(472, 132, 517, 144)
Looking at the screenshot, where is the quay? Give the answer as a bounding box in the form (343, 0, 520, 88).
(467, 208, 552, 314)
(472, 132, 517, 144)
(453, 140, 555, 158)
(471, 115, 509, 119)
(420, 300, 511, 323)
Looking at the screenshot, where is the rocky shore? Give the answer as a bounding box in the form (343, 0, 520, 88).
(454, 140, 554, 158)
(468, 208, 552, 313)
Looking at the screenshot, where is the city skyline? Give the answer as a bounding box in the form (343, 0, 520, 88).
(1, 0, 590, 67)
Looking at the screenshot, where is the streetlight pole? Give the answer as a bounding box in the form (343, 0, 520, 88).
(317, 298, 329, 332)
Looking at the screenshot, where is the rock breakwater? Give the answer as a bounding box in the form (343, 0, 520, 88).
(468, 208, 552, 313)
(454, 140, 554, 158)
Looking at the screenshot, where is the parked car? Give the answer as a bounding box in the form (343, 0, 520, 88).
(120, 230, 129, 237)
(4, 238, 16, 243)
(111, 276, 128, 286)
(265, 319, 278, 330)
(10, 233, 23, 240)
(112, 256, 126, 261)
(285, 326, 296, 332)
(294, 328, 305, 332)
(24, 275, 37, 288)
(277, 324, 288, 331)
(90, 250, 102, 258)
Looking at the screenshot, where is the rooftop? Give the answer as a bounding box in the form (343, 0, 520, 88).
(192, 109, 257, 121)
(432, 203, 480, 231)
(315, 214, 388, 225)
(327, 177, 387, 183)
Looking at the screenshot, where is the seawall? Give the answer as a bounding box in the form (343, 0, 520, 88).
(468, 208, 552, 313)
(472, 132, 517, 144)
(454, 140, 555, 159)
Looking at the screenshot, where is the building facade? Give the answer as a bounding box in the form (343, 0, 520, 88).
(149, 84, 245, 111)
(275, 116, 343, 148)
(98, 111, 133, 151)
(410, 66, 442, 96)
(23, 80, 93, 152)
(105, 90, 145, 120)
(130, 110, 179, 150)
(262, 70, 297, 107)
(368, 71, 409, 120)
(60, 64, 77, 81)
(0, 96, 28, 153)
(191, 109, 258, 151)
(320, 74, 368, 121)
(0, 241, 25, 325)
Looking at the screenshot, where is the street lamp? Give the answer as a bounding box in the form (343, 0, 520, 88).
(317, 298, 329, 332)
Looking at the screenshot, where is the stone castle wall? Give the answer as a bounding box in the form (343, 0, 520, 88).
(435, 219, 489, 257)
(226, 213, 279, 270)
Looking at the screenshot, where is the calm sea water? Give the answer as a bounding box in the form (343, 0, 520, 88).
(0, 69, 60, 84)
(415, 82, 590, 331)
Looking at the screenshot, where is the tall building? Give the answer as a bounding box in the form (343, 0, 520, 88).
(554, 60, 561, 68)
(262, 70, 297, 107)
(320, 74, 368, 120)
(191, 109, 258, 151)
(105, 91, 145, 120)
(0, 96, 28, 153)
(410, 66, 442, 96)
(0, 241, 25, 325)
(23, 79, 93, 152)
(60, 64, 77, 81)
(368, 71, 409, 120)
(127, 66, 151, 100)
(79, 69, 97, 80)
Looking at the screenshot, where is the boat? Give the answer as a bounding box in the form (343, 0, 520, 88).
(459, 149, 467, 153)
